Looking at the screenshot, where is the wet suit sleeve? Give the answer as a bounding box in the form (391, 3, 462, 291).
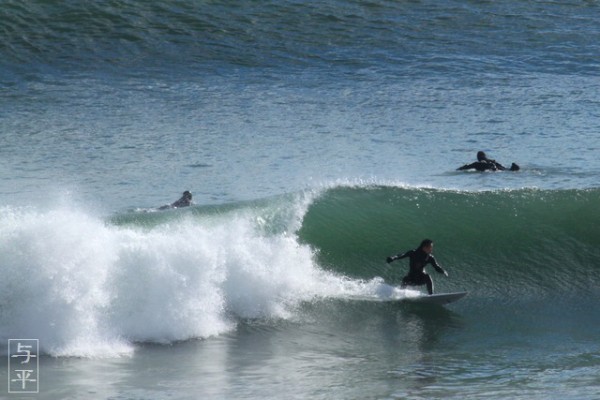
(386, 250, 412, 264)
(458, 161, 497, 171)
(457, 162, 476, 171)
(492, 161, 507, 170)
(428, 255, 448, 275)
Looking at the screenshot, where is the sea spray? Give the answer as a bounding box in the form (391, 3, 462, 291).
(0, 205, 303, 356)
(0, 206, 128, 357)
(0, 194, 388, 357)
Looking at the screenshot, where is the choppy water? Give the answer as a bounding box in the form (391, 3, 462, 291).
(1, 0, 600, 399)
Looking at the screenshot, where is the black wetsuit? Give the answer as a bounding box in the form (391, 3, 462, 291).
(458, 160, 520, 172)
(387, 249, 446, 295)
(170, 196, 192, 208)
(158, 194, 192, 210)
(457, 161, 499, 171)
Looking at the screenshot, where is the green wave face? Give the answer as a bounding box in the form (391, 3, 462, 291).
(298, 186, 600, 298)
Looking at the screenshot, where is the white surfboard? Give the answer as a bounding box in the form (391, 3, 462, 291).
(404, 291, 467, 305)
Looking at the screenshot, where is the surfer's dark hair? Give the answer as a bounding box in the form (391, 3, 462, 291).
(419, 239, 433, 249)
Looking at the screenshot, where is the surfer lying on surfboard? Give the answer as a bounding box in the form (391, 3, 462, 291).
(457, 151, 520, 172)
(158, 191, 193, 210)
(386, 239, 448, 295)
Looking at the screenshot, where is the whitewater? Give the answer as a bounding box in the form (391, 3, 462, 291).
(0, 188, 409, 358)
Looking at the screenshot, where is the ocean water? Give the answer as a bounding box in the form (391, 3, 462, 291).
(1, 0, 600, 399)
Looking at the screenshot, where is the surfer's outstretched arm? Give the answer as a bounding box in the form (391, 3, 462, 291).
(457, 163, 475, 171)
(429, 256, 448, 276)
(386, 250, 412, 263)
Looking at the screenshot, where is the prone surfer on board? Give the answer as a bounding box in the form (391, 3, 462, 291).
(386, 239, 448, 295)
(158, 191, 193, 210)
(457, 151, 519, 172)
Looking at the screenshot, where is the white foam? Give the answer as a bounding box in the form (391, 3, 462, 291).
(0, 200, 378, 358)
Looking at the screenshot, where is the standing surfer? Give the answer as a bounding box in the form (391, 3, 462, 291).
(386, 239, 448, 295)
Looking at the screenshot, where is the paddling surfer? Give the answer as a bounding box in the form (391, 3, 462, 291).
(386, 239, 448, 295)
(158, 191, 193, 210)
(457, 151, 520, 172)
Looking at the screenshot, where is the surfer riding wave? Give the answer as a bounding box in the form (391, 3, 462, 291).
(386, 239, 448, 295)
